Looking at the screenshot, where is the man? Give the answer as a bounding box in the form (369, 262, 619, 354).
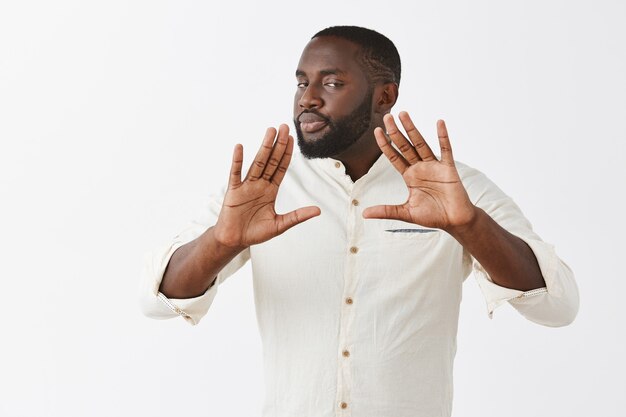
(140, 26, 578, 417)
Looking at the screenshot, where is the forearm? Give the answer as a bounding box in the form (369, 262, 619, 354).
(159, 226, 245, 299)
(449, 207, 546, 291)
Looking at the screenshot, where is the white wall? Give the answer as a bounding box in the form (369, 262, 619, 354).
(1, 0, 624, 416)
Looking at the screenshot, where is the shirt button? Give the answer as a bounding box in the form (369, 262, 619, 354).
(351, 199, 359, 206)
(340, 402, 348, 409)
(342, 350, 350, 357)
(334, 161, 341, 168)
(345, 297, 353, 305)
(349, 246, 358, 254)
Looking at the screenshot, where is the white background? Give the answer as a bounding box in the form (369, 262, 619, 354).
(1, 1, 624, 416)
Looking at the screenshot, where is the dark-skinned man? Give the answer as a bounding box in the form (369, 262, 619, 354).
(140, 26, 578, 417)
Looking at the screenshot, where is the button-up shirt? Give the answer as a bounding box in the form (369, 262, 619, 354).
(140, 151, 579, 417)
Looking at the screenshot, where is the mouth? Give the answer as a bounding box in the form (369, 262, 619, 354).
(297, 111, 330, 134)
(300, 120, 329, 133)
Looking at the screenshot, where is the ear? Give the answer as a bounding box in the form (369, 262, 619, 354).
(373, 82, 399, 114)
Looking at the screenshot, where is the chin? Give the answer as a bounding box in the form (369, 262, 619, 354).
(301, 132, 325, 143)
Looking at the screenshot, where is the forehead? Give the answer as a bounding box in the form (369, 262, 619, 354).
(296, 36, 366, 77)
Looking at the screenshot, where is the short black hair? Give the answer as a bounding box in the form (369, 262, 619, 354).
(312, 26, 401, 86)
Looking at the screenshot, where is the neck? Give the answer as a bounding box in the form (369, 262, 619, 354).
(333, 124, 384, 182)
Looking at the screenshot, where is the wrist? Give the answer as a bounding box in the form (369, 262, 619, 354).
(204, 225, 247, 256)
(445, 206, 483, 239)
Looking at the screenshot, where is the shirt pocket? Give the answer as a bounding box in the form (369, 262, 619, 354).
(378, 220, 442, 241)
(383, 228, 441, 241)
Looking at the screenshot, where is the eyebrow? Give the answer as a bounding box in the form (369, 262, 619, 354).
(295, 68, 347, 77)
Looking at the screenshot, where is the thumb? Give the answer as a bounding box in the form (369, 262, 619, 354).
(275, 206, 321, 235)
(362, 205, 410, 222)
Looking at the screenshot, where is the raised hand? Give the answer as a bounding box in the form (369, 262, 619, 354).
(362, 112, 477, 232)
(213, 124, 321, 248)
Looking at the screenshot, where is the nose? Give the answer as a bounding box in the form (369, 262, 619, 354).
(298, 84, 323, 110)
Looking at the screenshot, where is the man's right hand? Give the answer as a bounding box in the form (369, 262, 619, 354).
(159, 125, 320, 300)
(213, 124, 321, 249)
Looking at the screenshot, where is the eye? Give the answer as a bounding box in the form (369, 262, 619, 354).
(324, 81, 343, 88)
(297, 82, 308, 88)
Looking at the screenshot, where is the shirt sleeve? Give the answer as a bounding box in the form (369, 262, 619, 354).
(138, 186, 251, 326)
(458, 163, 579, 327)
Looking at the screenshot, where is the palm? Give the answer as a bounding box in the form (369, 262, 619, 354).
(220, 181, 281, 245)
(213, 125, 320, 249)
(363, 113, 476, 231)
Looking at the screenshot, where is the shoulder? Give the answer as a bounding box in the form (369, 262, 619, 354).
(454, 160, 508, 205)
(455, 160, 489, 185)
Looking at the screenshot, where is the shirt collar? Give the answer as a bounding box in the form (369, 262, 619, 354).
(309, 151, 391, 188)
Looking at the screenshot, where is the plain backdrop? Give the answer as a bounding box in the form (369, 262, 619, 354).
(1, 1, 624, 416)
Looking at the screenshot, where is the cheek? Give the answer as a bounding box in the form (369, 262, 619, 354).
(327, 95, 364, 119)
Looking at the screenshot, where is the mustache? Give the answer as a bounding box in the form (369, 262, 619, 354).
(296, 110, 330, 123)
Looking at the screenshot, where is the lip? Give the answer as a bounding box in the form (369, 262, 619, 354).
(300, 121, 329, 133)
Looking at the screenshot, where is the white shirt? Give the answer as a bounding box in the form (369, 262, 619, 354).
(139, 151, 579, 417)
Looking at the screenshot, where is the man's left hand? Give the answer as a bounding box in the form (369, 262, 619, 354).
(363, 112, 477, 233)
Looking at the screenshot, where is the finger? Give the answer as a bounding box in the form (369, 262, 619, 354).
(262, 124, 290, 181)
(246, 127, 277, 181)
(383, 113, 421, 164)
(228, 144, 244, 188)
(374, 127, 410, 174)
(275, 206, 321, 235)
(398, 111, 437, 161)
(437, 119, 455, 165)
(362, 205, 410, 222)
(270, 134, 294, 186)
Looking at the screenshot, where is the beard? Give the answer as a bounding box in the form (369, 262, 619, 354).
(294, 90, 374, 159)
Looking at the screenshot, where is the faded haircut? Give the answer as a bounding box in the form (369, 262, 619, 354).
(312, 25, 401, 86)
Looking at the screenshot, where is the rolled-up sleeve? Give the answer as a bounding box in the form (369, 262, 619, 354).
(459, 163, 579, 327)
(138, 186, 251, 325)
